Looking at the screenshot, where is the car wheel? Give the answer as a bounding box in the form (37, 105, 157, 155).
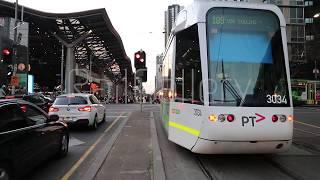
(91, 115, 98, 130)
(58, 133, 69, 158)
(0, 164, 10, 180)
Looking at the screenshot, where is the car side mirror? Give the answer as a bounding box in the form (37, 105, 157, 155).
(48, 115, 59, 122)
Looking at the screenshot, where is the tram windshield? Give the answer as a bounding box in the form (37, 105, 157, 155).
(207, 8, 290, 107)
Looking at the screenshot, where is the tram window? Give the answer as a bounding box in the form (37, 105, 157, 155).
(175, 24, 203, 105)
(206, 8, 290, 107)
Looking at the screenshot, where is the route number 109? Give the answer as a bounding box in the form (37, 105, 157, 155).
(266, 95, 287, 104)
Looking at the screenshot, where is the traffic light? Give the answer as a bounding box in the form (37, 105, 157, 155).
(1, 48, 12, 64)
(134, 50, 146, 69)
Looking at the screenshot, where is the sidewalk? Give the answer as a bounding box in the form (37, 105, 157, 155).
(94, 111, 164, 180)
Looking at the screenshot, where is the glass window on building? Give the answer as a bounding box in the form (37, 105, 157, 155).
(305, 1, 313, 6)
(305, 18, 314, 24)
(306, 35, 315, 41)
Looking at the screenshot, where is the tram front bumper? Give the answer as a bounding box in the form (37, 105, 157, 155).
(191, 138, 292, 154)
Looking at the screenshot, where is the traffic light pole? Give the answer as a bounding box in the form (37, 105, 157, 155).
(140, 79, 143, 112)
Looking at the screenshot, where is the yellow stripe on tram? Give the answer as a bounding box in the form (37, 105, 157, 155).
(169, 121, 200, 137)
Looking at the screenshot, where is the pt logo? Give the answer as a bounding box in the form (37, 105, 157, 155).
(242, 113, 265, 127)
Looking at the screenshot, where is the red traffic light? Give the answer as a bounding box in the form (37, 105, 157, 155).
(134, 50, 146, 69)
(135, 53, 141, 59)
(2, 48, 10, 56)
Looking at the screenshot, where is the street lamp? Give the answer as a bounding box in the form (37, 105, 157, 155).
(314, 13, 320, 18)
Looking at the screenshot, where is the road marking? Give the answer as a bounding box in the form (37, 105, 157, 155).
(294, 111, 319, 114)
(295, 121, 320, 129)
(61, 112, 125, 180)
(69, 137, 85, 147)
(105, 116, 128, 118)
(294, 128, 320, 136)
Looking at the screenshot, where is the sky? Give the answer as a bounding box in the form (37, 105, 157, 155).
(7, 0, 193, 94)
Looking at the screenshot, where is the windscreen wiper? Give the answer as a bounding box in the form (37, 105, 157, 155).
(220, 59, 242, 105)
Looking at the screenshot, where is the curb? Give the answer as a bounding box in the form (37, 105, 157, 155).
(150, 112, 166, 180)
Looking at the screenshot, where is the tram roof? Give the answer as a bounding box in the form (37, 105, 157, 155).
(173, 1, 286, 34)
(0, 0, 133, 83)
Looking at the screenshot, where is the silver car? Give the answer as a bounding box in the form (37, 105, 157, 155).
(48, 93, 105, 129)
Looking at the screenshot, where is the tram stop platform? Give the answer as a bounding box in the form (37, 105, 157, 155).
(94, 110, 165, 180)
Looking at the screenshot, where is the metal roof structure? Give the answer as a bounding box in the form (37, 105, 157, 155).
(0, 0, 133, 84)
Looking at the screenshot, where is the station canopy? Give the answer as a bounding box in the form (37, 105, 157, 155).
(0, 0, 133, 83)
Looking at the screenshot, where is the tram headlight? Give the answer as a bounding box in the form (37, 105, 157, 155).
(279, 115, 287, 122)
(218, 114, 226, 122)
(209, 114, 217, 122)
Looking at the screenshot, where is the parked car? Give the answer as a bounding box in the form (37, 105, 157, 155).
(22, 93, 54, 112)
(49, 93, 106, 129)
(5, 93, 54, 112)
(0, 99, 69, 180)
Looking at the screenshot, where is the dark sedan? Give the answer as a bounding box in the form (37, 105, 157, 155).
(0, 99, 69, 180)
(5, 94, 54, 113)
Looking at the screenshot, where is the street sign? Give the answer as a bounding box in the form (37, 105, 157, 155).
(11, 75, 19, 86)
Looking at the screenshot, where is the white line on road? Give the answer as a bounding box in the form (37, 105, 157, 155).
(294, 128, 320, 136)
(61, 112, 125, 180)
(105, 116, 128, 118)
(295, 121, 320, 129)
(69, 137, 85, 147)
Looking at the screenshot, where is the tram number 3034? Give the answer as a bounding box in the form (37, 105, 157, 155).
(266, 94, 287, 104)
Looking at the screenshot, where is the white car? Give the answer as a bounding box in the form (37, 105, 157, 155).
(48, 93, 105, 129)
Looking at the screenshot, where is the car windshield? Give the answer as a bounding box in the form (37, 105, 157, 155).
(54, 96, 88, 105)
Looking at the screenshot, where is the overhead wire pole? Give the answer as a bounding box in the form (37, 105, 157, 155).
(89, 52, 93, 94)
(11, 0, 18, 95)
(61, 44, 64, 94)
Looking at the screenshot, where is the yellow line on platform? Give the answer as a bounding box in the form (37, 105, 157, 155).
(295, 121, 320, 129)
(61, 112, 125, 180)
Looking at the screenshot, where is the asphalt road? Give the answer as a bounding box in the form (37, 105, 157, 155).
(25, 104, 320, 180)
(26, 104, 159, 180)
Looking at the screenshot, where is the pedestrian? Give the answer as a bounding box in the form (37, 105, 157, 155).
(0, 85, 7, 98)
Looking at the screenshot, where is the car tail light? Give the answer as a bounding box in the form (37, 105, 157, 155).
(272, 115, 278, 122)
(20, 105, 27, 113)
(78, 106, 91, 112)
(49, 107, 59, 112)
(227, 114, 235, 122)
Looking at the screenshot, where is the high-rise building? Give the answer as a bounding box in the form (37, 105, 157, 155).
(164, 4, 182, 46)
(305, 1, 320, 65)
(262, 0, 306, 64)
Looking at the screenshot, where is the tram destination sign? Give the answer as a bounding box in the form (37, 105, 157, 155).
(209, 12, 278, 31)
(211, 15, 262, 25)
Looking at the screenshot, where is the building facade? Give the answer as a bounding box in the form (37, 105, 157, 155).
(305, 1, 320, 68)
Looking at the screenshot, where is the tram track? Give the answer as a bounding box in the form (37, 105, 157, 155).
(196, 156, 217, 180)
(195, 153, 311, 180)
(262, 155, 303, 180)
